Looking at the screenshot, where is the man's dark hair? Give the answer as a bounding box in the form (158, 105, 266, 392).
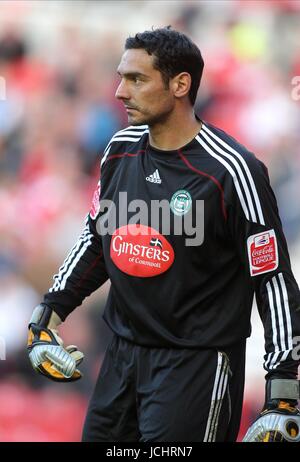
(125, 26, 204, 106)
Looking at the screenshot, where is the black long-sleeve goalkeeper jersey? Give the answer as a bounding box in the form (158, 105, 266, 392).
(44, 121, 300, 378)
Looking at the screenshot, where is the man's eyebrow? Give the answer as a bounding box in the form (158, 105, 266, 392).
(117, 70, 148, 78)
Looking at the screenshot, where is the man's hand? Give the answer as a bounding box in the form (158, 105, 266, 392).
(243, 379, 300, 442)
(27, 304, 84, 382)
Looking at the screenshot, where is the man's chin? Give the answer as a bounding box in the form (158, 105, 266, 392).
(127, 115, 146, 126)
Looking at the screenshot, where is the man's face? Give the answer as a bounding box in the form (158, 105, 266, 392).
(115, 49, 175, 126)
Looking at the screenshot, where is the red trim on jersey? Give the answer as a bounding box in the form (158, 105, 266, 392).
(178, 149, 227, 221)
(105, 150, 146, 162)
(74, 250, 104, 295)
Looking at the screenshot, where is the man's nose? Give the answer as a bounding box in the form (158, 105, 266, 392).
(115, 79, 130, 100)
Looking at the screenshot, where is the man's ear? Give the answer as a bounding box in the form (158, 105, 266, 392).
(171, 72, 192, 99)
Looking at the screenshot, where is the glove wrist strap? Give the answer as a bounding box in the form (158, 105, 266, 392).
(270, 379, 300, 400)
(29, 304, 62, 330)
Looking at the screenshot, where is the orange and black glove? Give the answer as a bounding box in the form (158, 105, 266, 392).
(243, 379, 300, 442)
(27, 303, 84, 382)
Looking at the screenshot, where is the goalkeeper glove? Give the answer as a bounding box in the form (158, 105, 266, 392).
(243, 379, 300, 442)
(27, 303, 84, 382)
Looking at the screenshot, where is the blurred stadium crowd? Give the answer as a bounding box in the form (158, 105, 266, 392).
(0, 0, 300, 441)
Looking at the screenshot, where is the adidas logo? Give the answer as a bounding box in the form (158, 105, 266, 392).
(146, 169, 162, 184)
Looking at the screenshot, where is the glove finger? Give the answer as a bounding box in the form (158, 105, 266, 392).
(69, 350, 84, 366)
(37, 361, 82, 382)
(257, 430, 285, 442)
(50, 362, 82, 381)
(72, 368, 83, 380)
(44, 349, 76, 378)
(29, 346, 46, 369)
(65, 345, 77, 353)
(37, 360, 68, 381)
(65, 345, 84, 365)
(243, 411, 300, 442)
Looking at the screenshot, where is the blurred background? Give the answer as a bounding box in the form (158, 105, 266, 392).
(0, 0, 300, 442)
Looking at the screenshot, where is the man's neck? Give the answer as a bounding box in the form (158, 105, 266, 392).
(148, 109, 202, 151)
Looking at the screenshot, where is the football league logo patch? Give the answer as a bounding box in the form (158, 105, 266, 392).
(247, 229, 278, 276)
(90, 181, 101, 219)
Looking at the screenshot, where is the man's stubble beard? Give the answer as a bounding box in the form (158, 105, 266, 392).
(128, 106, 174, 127)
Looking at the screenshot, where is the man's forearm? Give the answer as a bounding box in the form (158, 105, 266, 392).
(43, 215, 108, 321)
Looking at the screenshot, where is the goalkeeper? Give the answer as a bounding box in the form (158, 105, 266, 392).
(27, 27, 300, 442)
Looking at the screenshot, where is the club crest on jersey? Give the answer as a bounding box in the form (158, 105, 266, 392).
(247, 229, 278, 276)
(170, 190, 192, 216)
(110, 224, 174, 277)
